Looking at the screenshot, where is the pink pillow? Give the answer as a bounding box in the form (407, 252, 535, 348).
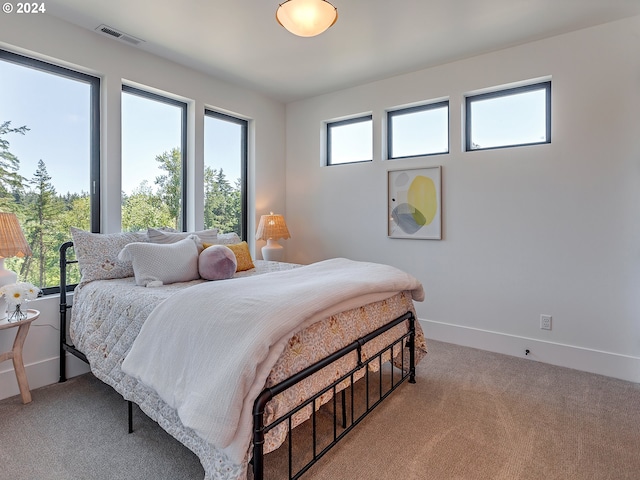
(198, 245, 237, 280)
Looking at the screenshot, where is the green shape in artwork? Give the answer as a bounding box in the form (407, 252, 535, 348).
(407, 175, 437, 226)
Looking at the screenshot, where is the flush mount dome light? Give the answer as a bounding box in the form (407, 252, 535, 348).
(276, 0, 338, 37)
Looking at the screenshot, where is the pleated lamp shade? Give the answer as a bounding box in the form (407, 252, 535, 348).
(0, 212, 31, 259)
(256, 213, 291, 242)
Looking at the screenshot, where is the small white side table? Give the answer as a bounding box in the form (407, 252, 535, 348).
(0, 309, 40, 404)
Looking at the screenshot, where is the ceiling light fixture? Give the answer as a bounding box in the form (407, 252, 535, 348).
(276, 0, 338, 37)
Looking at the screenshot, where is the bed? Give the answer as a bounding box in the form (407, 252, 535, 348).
(58, 229, 427, 480)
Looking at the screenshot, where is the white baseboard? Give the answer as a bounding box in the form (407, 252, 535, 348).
(0, 354, 90, 401)
(420, 319, 640, 384)
(3, 321, 638, 402)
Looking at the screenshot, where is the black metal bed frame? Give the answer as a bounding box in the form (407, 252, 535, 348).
(58, 241, 417, 480)
(59, 241, 86, 380)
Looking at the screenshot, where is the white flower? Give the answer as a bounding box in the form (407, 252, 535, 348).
(19, 282, 40, 300)
(0, 282, 40, 305)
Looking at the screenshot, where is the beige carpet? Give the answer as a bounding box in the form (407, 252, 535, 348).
(2, 340, 639, 479)
(259, 340, 640, 480)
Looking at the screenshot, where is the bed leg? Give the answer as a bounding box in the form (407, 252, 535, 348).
(59, 304, 67, 383)
(252, 389, 272, 480)
(128, 401, 134, 434)
(409, 313, 416, 384)
(59, 349, 66, 383)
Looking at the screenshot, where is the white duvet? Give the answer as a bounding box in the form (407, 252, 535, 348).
(121, 258, 424, 464)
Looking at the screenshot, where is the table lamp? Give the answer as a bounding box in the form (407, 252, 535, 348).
(0, 212, 32, 319)
(256, 212, 291, 262)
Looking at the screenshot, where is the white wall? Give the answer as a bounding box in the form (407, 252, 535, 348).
(2, 14, 639, 403)
(0, 13, 287, 400)
(284, 16, 640, 382)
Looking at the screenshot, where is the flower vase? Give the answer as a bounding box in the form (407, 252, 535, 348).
(7, 303, 27, 323)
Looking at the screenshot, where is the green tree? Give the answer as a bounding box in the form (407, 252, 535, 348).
(122, 181, 174, 232)
(56, 193, 90, 285)
(58, 192, 91, 232)
(21, 159, 64, 286)
(204, 167, 240, 235)
(0, 121, 29, 211)
(154, 148, 182, 230)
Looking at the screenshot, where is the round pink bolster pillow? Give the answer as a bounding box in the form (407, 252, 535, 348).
(198, 244, 237, 280)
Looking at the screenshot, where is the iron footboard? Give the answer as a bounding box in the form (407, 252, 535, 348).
(252, 310, 416, 480)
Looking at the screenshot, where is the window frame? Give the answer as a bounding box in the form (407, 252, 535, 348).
(0, 48, 101, 295)
(204, 108, 249, 241)
(326, 114, 373, 166)
(121, 84, 188, 231)
(465, 81, 551, 152)
(387, 100, 450, 160)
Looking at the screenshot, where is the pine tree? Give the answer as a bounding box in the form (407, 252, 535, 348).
(23, 159, 63, 286)
(204, 167, 240, 234)
(0, 121, 29, 210)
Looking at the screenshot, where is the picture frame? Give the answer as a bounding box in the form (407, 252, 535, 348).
(388, 166, 442, 239)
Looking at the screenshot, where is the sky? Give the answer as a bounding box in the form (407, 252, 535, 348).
(1, 58, 242, 199)
(0, 59, 90, 195)
(391, 105, 449, 157)
(471, 89, 547, 148)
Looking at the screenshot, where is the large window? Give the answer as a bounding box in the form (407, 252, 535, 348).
(387, 101, 449, 159)
(121, 85, 187, 232)
(0, 49, 100, 292)
(466, 81, 551, 151)
(204, 110, 247, 239)
(326, 115, 373, 165)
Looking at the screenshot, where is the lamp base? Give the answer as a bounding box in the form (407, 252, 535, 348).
(261, 239, 284, 262)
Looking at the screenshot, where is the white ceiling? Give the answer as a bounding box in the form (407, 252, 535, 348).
(46, 0, 640, 103)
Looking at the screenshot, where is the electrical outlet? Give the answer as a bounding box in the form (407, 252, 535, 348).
(540, 314, 552, 330)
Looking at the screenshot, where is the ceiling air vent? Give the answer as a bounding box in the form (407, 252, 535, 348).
(95, 24, 144, 46)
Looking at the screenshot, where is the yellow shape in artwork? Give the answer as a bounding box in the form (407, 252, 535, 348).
(407, 175, 437, 226)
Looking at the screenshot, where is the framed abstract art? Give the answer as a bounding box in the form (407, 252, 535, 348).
(388, 166, 442, 239)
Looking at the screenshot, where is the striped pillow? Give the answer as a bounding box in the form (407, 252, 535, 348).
(202, 232, 241, 248)
(147, 228, 218, 246)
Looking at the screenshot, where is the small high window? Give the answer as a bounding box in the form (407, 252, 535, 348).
(326, 115, 372, 165)
(387, 101, 449, 159)
(465, 81, 551, 151)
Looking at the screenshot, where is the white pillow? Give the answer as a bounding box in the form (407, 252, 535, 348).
(147, 228, 218, 245)
(118, 235, 200, 287)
